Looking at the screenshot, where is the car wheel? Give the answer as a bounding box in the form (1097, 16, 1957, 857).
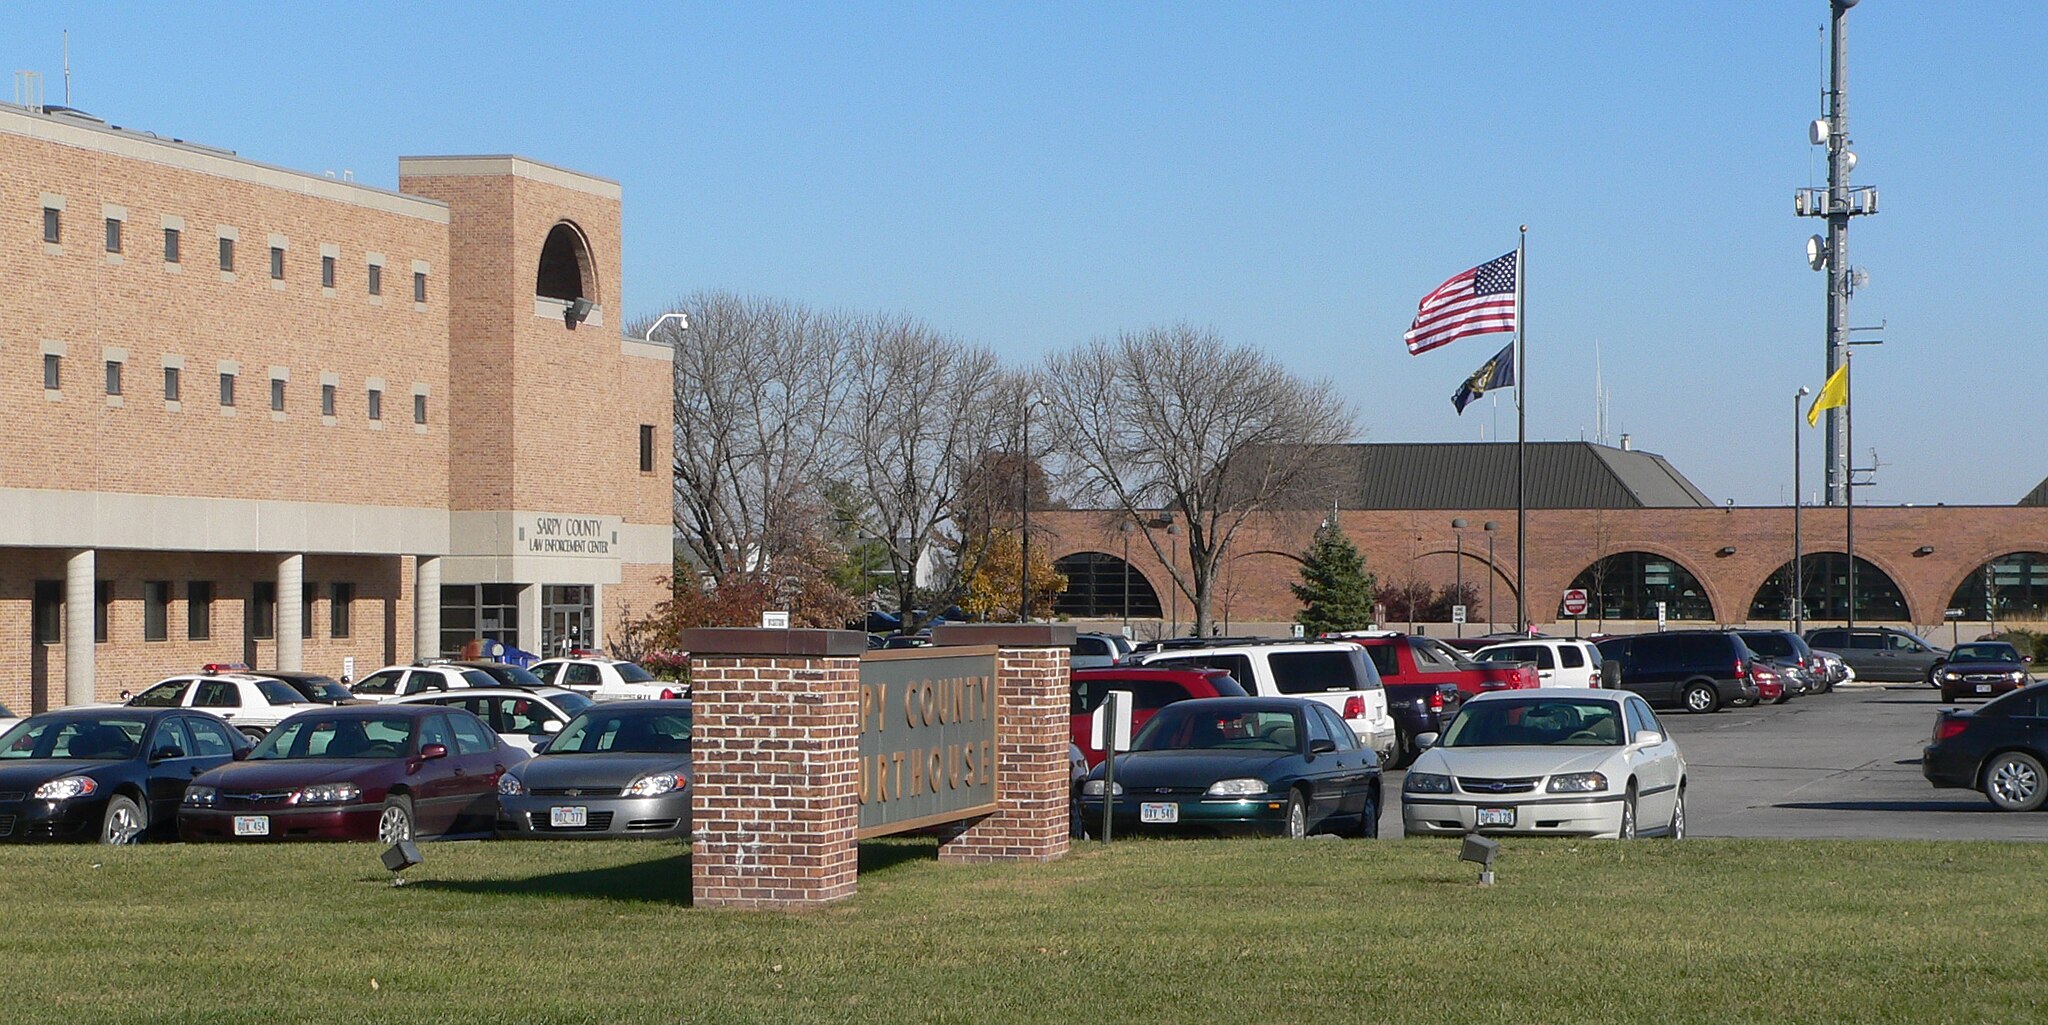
(1683, 682, 1720, 714)
(100, 795, 146, 845)
(1283, 790, 1309, 839)
(238, 727, 266, 743)
(1351, 791, 1381, 839)
(378, 795, 416, 844)
(1982, 752, 2048, 812)
(1771, 690, 1792, 705)
(1666, 789, 1686, 840)
(1617, 789, 1638, 840)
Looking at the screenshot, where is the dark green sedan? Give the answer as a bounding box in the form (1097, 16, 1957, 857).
(1077, 697, 1382, 839)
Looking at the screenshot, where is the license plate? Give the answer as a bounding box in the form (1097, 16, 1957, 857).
(1977, 685, 1992, 694)
(550, 806, 589, 828)
(1139, 802, 1178, 824)
(232, 815, 269, 837)
(1476, 807, 1515, 828)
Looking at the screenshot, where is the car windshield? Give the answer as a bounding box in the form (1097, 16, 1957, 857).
(129, 681, 189, 707)
(550, 691, 595, 715)
(1440, 698, 1626, 748)
(256, 680, 314, 705)
(545, 708, 692, 755)
(0, 717, 147, 760)
(615, 663, 656, 683)
(250, 716, 415, 759)
(1131, 705, 1304, 753)
(1741, 633, 1794, 657)
(472, 663, 547, 687)
(286, 677, 355, 702)
(1952, 643, 2022, 663)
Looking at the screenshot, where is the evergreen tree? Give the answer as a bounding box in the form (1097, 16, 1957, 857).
(1292, 523, 1378, 636)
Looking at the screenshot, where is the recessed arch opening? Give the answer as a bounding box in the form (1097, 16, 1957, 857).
(535, 221, 598, 304)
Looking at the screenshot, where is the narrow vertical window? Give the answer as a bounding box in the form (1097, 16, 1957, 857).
(330, 582, 354, 638)
(143, 581, 170, 642)
(270, 246, 285, 280)
(302, 582, 317, 639)
(271, 378, 286, 412)
(42, 207, 60, 244)
(164, 366, 182, 402)
(639, 424, 654, 472)
(250, 581, 277, 640)
(321, 383, 336, 416)
(32, 580, 62, 644)
(321, 255, 336, 288)
(105, 218, 122, 253)
(413, 394, 426, 425)
(163, 228, 181, 263)
(368, 264, 382, 295)
(367, 388, 382, 421)
(220, 372, 236, 407)
(413, 271, 427, 303)
(105, 361, 122, 396)
(43, 354, 60, 391)
(187, 581, 213, 641)
(218, 237, 235, 272)
(94, 581, 111, 643)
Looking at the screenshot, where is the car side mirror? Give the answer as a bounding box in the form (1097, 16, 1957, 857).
(1309, 738, 1337, 755)
(543, 720, 563, 734)
(1634, 730, 1664, 747)
(1415, 732, 1440, 751)
(149, 745, 185, 763)
(419, 743, 448, 761)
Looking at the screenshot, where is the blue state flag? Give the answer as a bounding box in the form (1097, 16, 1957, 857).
(1451, 341, 1516, 414)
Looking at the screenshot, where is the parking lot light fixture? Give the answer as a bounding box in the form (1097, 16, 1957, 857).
(1459, 834, 1500, 886)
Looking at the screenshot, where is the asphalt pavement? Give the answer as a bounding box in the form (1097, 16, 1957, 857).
(1379, 682, 2048, 841)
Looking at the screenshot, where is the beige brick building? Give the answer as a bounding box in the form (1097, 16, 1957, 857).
(0, 103, 671, 712)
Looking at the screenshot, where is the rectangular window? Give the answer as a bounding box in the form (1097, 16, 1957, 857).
(321, 255, 335, 288)
(271, 378, 286, 412)
(639, 424, 654, 472)
(144, 581, 171, 642)
(105, 218, 122, 253)
(413, 271, 426, 303)
(413, 393, 426, 425)
(368, 264, 382, 295)
(303, 582, 317, 639)
(220, 372, 235, 407)
(321, 383, 336, 416)
(367, 388, 382, 421)
(163, 227, 180, 263)
(330, 582, 354, 638)
(187, 581, 213, 640)
(250, 581, 277, 640)
(95, 580, 111, 644)
(164, 366, 182, 402)
(42, 207, 60, 244)
(105, 361, 122, 396)
(270, 246, 285, 280)
(43, 354, 60, 391)
(218, 237, 234, 272)
(32, 580, 62, 645)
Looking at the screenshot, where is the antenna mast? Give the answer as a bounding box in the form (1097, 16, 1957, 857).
(62, 30, 70, 106)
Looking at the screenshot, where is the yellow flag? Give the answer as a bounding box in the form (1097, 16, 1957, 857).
(1806, 363, 1848, 427)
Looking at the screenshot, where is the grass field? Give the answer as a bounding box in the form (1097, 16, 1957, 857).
(1, 836, 2044, 1024)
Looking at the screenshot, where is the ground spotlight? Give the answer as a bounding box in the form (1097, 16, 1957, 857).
(1460, 834, 1500, 886)
(381, 839, 423, 886)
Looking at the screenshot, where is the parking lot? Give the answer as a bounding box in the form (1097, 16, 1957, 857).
(1384, 682, 2048, 841)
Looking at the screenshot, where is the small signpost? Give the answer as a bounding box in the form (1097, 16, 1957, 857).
(1946, 607, 1965, 645)
(1291, 623, 1305, 639)
(1562, 588, 1588, 638)
(1091, 690, 1134, 843)
(1451, 604, 1467, 637)
(761, 610, 790, 629)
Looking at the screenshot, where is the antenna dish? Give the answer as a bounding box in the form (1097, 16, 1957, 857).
(1806, 235, 1826, 271)
(1809, 119, 1829, 146)
(1850, 267, 1869, 290)
(1843, 150, 1857, 172)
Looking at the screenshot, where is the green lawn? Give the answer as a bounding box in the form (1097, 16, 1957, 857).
(1, 836, 2043, 1024)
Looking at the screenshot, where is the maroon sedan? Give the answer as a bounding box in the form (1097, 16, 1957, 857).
(178, 704, 513, 843)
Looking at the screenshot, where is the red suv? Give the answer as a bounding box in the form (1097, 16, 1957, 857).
(1070, 667, 1247, 766)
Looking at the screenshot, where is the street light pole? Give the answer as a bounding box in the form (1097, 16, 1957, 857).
(1451, 518, 1468, 637)
(1793, 386, 1809, 630)
(1019, 401, 1032, 623)
(1484, 522, 1498, 632)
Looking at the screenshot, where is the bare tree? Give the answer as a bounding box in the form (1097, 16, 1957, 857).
(1041, 324, 1357, 636)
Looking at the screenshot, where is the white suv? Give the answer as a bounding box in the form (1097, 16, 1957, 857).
(349, 663, 501, 703)
(1472, 638, 1605, 688)
(1134, 641, 1398, 764)
(527, 658, 678, 701)
(124, 672, 318, 740)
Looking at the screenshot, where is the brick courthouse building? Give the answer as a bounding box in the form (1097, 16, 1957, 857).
(1043, 442, 2048, 637)
(0, 102, 671, 711)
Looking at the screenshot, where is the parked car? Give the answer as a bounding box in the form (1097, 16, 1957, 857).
(1925, 684, 2048, 810)
(497, 700, 693, 839)
(1748, 659, 1788, 705)
(1401, 688, 1687, 839)
(1593, 631, 1761, 713)
(179, 704, 512, 843)
(1735, 630, 1825, 695)
(1471, 638, 1605, 688)
(259, 671, 363, 705)
(0, 708, 248, 844)
(349, 663, 502, 703)
(1809, 648, 1853, 688)
(124, 669, 320, 740)
(1332, 632, 1540, 696)
(1070, 632, 1132, 670)
(528, 658, 679, 700)
(450, 660, 552, 690)
(1804, 627, 1949, 684)
(1077, 697, 1382, 838)
(1134, 640, 1398, 764)
(1932, 642, 2033, 702)
(1069, 666, 1247, 767)
(1380, 680, 1466, 769)
(392, 687, 594, 755)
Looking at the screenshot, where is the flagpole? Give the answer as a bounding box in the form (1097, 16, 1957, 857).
(1515, 225, 1528, 631)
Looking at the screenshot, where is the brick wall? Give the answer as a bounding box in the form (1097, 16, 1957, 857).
(935, 643, 1071, 864)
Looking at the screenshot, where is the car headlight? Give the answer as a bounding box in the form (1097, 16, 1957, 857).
(497, 773, 526, 796)
(623, 772, 685, 797)
(1403, 772, 1453, 794)
(2014, 671, 2030, 683)
(1080, 780, 1123, 797)
(1943, 671, 1962, 682)
(291, 782, 362, 805)
(1206, 778, 1268, 797)
(1547, 772, 1609, 793)
(182, 785, 217, 807)
(32, 776, 98, 801)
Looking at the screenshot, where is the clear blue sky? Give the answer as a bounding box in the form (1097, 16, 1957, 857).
(9, 3, 2041, 506)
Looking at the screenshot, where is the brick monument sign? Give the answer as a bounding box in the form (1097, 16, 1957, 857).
(682, 623, 1074, 909)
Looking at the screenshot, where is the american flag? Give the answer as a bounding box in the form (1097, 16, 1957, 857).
(1403, 250, 1517, 356)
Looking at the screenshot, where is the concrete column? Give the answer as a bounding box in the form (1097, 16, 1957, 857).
(276, 553, 304, 671)
(518, 583, 542, 656)
(588, 583, 604, 651)
(414, 555, 441, 662)
(64, 549, 95, 706)
(930, 624, 1075, 864)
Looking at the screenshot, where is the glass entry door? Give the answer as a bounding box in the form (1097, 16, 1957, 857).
(542, 585, 594, 656)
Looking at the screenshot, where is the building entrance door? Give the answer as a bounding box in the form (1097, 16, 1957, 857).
(542, 585, 593, 656)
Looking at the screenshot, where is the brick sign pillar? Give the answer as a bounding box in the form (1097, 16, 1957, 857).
(680, 628, 866, 910)
(928, 623, 1075, 864)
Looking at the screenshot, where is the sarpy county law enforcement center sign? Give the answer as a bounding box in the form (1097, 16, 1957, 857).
(856, 647, 999, 837)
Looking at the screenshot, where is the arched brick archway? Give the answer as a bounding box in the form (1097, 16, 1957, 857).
(1564, 549, 1717, 622)
(1941, 551, 2048, 622)
(536, 220, 601, 304)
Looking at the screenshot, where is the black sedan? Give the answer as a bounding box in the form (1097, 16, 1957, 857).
(1077, 697, 1381, 839)
(1925, 684, 2048, 810)
(496, 701, 693, 839)
(0, 708, 248, 843)
(1933, 642, 2033, 702)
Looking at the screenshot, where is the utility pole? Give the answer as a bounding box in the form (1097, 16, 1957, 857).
(1797, 0, 1878, 506)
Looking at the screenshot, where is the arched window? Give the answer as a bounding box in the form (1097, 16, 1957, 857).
(535, 222, 595, 303)
(1053, 552, 1162, 619)
(1748, 553, 1909, 622)
(1562, 552, 1713, 621)
(1946, 553, 2048, 621)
